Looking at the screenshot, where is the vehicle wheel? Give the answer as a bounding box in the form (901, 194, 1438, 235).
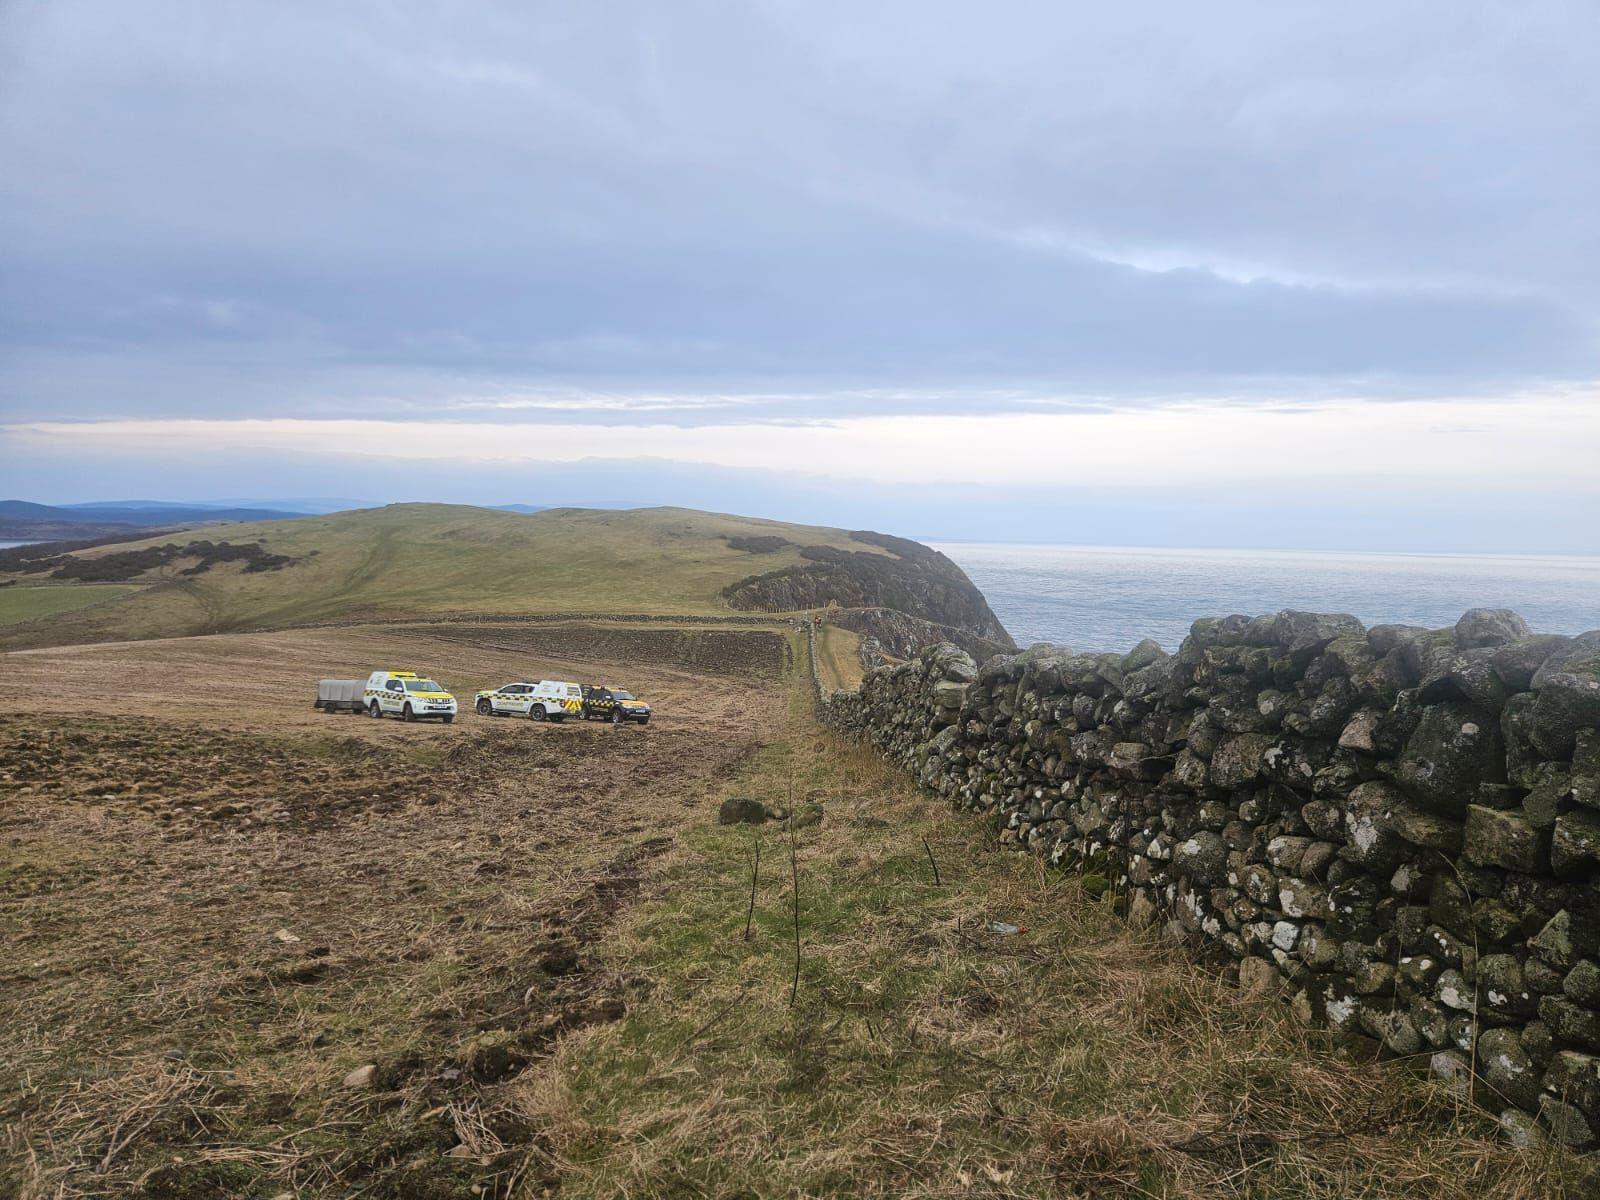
(612, 709, 623, 725)
(403, 703, 415, 722)
(369, 701, 383, 719)
(638, 716, 649, 725)
(476, 698, 492, 716)
(531, 705, 546, 721)
(443, 715, 454, 724)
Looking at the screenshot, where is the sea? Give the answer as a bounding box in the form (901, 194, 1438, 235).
(931, 542, 1600, 655)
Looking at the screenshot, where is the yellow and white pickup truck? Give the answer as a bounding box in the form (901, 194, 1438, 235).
(474, 679, 584, 722)
(362, 670, 457, 722)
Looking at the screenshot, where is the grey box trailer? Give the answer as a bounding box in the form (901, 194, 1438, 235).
(315, 678, 366, 712)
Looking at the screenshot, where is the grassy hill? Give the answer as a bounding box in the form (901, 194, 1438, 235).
(0, 504, 919, 647)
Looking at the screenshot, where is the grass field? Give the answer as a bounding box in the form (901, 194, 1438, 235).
(0, 505, 891, 648)
(509, 669, 1591, 1199)
(0, 584, 139, 626)
(2, 623, 1589, 1197)
(1, 620, 786, 1199)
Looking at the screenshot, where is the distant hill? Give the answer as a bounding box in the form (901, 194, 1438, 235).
(0, 503, 1013, 653)
(0, 499, 300, 539)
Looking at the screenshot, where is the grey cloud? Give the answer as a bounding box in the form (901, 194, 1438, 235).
(0, 0, 1596, 421)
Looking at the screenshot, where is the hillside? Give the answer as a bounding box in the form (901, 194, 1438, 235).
(0, 504, 1012, 650)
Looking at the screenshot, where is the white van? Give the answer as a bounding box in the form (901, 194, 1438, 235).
(363, 670, 457, 722)
(474, 679, 584, 722)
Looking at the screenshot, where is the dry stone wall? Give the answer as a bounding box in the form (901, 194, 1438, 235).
(817, 608, 1600, 1148)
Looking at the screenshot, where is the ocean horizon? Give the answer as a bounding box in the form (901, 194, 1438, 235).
(931, 541, 1600, 656)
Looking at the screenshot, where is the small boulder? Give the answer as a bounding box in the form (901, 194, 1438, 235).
(341, 1064, 377, 1089)
(1545, 1050, 1600, 1119)
(1552, 811, 1600, 876)
(1462, 805, 1547, 873)
(1387, 801, 1464, 854)
(787, 802, 825, 829)
(1121, 638, 1166, 672)
(1337, 709, 1382, 753)
(1395, 703, 1504, 815)
(718, 797, 769, 825)
(1454, 608, 1531, 650)
(1539, 1096, 1596, 1149)
(1476, 1027, 1539, 1110)
(1498, 1108, 1545, 1148)
(1172, 831, 1228, 886)
(1528, 632, 1600, 756)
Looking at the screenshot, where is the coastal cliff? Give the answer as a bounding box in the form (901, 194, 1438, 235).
(722, 529, 1014, 651)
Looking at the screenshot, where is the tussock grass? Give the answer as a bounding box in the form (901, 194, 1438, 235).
(511, 673, 1593, 1198)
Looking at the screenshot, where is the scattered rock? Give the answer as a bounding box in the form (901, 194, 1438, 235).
(718, 797, 769, 825)
(786, 801, 825, 829)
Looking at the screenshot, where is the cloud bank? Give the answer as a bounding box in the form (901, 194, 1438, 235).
(0, 1, 1595, 548)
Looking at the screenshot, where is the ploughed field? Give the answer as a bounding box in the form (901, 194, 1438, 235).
(0, 621, 786, 1198)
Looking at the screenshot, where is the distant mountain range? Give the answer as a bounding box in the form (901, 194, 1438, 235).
(2, 498, 654, 541)
(0, 500, 302, 540)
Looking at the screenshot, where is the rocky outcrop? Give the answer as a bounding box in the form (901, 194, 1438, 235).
(819, 607, 1600, 1149)
(723, 530, 1014, 650)
(829, 606, 1013, 666)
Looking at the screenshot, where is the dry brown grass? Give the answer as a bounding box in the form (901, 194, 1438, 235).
(813, 624, 865, 692)
(0, 623, 783, 1199)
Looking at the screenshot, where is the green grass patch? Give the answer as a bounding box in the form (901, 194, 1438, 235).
(0, 583, 137, 624)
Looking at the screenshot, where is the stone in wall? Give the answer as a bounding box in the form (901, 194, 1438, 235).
(817, 607, 1600, 1148)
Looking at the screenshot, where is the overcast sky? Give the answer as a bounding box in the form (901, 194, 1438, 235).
(1, 2, 1596, 550)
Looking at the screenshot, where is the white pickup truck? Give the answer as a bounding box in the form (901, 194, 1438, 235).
(316, 670, 457, 722)
(474, 679, 584, 722)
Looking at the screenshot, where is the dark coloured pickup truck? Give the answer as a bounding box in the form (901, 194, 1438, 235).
(580, 684, 652, 724)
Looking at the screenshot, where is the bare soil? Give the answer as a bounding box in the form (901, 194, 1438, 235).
(1, 622, 785, 1199)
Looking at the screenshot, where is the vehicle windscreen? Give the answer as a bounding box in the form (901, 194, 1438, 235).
(610, 691, 635, 700)
(404, 679, 444, 692)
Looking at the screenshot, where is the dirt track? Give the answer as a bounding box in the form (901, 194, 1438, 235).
(1, 621, 788, 1198)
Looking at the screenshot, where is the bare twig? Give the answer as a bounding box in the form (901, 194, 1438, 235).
(922, 835, 941, 886)
(743, 836, 761, 941)
(788, 776, 802, 1007)
(681, 981, 755, 1050)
